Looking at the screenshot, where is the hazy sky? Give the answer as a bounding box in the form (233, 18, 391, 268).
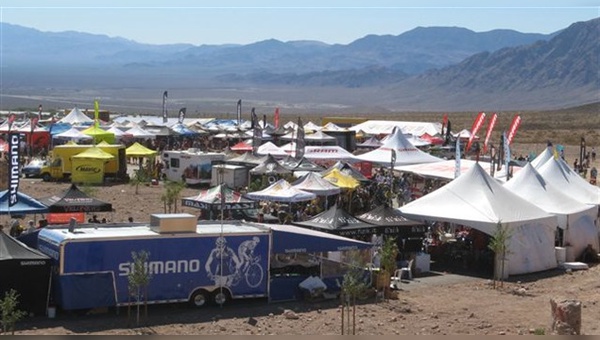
(1, 0, 598, 45)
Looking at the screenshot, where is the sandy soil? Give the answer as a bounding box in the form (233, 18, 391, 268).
(5, 142, 600, 335)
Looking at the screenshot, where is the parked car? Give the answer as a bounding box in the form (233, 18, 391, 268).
(22, 158, 48, 178)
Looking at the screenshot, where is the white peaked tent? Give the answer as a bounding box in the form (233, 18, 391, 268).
(537, 157, 600, 205)
(395, 159, 519, 182)
(58, 107, 94, 125)
(355, 127, 443, 166)
(124, 125, 156, 139)
(304, 121, 322, 132)
(504, 163, 599, 261)
(399, 163, 558, 275)
(246, 179, 317, 203)
(53, 127, 93, 142)
(530, 146, 554, 169)
(256, 141, 288, 157)
(291, 171, 341, 196)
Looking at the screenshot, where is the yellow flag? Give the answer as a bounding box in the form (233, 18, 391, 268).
(94, 100, 99, 127)
(553, 147, 559, 160)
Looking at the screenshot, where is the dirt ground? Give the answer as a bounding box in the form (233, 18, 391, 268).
(5, 142, 600, 335)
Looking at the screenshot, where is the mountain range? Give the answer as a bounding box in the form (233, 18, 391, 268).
(0, 18, 597, 113)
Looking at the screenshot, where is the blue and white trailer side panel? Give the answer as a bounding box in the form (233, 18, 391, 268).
(38, 223, 270, 310)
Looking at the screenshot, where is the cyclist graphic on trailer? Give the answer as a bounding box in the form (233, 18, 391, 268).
(205, 236, 241, 286)
(238, 236, 260, 272)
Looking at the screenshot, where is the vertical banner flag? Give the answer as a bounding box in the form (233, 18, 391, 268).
(38, 104, 42, 120)
(8, 133, 20, 207)
(506, 114, 521, 145)
(441, 113, 448, 137)
(178, 107, 187, 124)
(250, 107, 256, 129)
(162, 91, 168, 123)
(454, 135, 461, 179)
(263, 115, 267, 130)
(7, 112, 16, 131)
(579, 137, 586, 171)
(237, 99, 242, 126)
(496, 133, 504, 171)
(390, 148, 397, 171)
(444, 119, 452, 145)
(94, 99, 100, 128)
(482, 112, 498, 154)
(274, 107, 280, 129)
(504, 131, 511, 178)
(465, 111, 486, 154)
(295, 117, 305, 159)
(251, 108, 260, 155)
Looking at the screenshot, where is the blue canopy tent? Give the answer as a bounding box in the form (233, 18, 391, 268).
(0, 190, 49, 215)
(170, 123, 200, 137)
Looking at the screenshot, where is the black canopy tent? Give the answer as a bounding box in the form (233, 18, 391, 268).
(0, 232, 52, 316)
(292, 204, 376, 238)
(38, 183, 113, 213)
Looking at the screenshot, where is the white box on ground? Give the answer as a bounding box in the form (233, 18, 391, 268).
(414, 252, 430, 274)
(211, 164, 248, 188)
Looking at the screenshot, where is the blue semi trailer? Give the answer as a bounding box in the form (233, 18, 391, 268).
(37, 215, 271, 310)
(37, 214, 372, 311)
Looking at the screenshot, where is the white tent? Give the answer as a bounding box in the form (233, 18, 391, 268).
(504, 163, 599, 261)
(530, 146, 554, 169)
(291, 171, 341, 196)
(303, 146, 358, 162)
(58, 107, 94, 125)
(124, 125, 156, 139)
(349, 120, 441, 137)
(304, 121, 322, 132)
(395, 159, 520, 182)
(355, 127, 443, 166)
(245, 179, 317, 203)
(53, 127, 93, 142)
(537, 157, 600, 205)
(399, 163, 558, 275)
(256, 141, 288, 157)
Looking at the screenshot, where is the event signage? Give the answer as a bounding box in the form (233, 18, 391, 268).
(8, 133, 20, 207)
(162, 91, 168, 123)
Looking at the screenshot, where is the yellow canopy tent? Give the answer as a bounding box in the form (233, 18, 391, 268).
(71, 147, 115, 184)
(81, 125, 115, 144)
(96, 140, 112, 146)
(322, 168, 360, 189)
(125, 142, 158, 157)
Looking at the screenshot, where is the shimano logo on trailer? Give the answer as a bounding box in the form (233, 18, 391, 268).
(118, 259, 201, 276)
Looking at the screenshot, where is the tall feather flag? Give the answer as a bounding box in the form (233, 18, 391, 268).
(94, 99, 100, 128)
(162, 91, 168, 123)
(454, 135, 461, 179)
(251, 108, 260, 155)
(444, 119, 452, 145)
(37, 104, 42, 121)
(441, 113, 448, 137)
(8, 132, 21, 207)
(496, 132, 504, 171)
(506, 114, 521, 145)
(295, 117, 305, 159)
(579, 136, 586, 172)
(237, 99, 242, 126)
(274, 107, 280, 129)
(482, 112, 498, 154)
(7, 112, 16, 131)
(465, 111, 486, 154)
(504, 131, 511, 179)
(178, 107, 187, 124)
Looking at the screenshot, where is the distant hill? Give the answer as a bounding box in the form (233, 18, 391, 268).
(0, 19, 596, 113)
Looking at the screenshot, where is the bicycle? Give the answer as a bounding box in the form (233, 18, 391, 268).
(232, 254, 264, 288)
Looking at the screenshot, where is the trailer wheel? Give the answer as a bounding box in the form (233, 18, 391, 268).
(189, 289, 210, 308)
(212, 289, 231, 306)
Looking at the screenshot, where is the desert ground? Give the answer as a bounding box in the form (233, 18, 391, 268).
(3, 141, 599, 335)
